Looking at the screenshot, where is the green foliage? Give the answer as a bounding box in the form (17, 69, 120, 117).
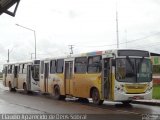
(153, 65, 160, 74)
(153, 85, 160, 99)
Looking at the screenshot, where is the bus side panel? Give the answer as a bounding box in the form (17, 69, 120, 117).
(3, 73, 6, 87)
(73, 74, 101, 98)
(53, 74, 65, 96)
(41, 73, 65, 95)
(40, 74, 45, 93)
(3, 73, 6, 86)
(6, 74, 14, 87)
(2, 66, 7, 86)
(47, 74, 53, 94)
(18, 74, 26, 89)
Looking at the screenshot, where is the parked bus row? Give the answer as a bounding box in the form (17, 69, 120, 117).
(3, 49, 153, 105)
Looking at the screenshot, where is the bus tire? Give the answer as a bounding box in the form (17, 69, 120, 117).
(54, 85, 62, 100)
(91, 88, 104, 105)
(9, 82, 15, 92)
(23, 83, 28, 94)
(122, 101, 131, 105)
(59, 95, 66, 100)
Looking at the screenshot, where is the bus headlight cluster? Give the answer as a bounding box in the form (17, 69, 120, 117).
(115, 84, 125, 93)
(146, 83, 153, 92)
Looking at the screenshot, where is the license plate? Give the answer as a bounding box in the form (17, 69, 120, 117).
(132, 96, 144, 100)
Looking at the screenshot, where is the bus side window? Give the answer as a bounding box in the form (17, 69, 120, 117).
(56, 59, 64, 73)
(40, 61, 44, 74)
(4, 66, 8, 76)
(75, 57, 87, 73)
(8, 65, 11, 74)
(88, 56, 102, 73)
(19, 64, 23, 74)
(12, 65, 14, 74)
(8, 65, 13, 74)
(14, 66, 18, 78)
(7, 65, 10, 74)
(50, 60, 56, 74)
(23, 64, 27, 74)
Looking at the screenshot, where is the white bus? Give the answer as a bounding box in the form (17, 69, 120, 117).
(3, 60, 40, 93)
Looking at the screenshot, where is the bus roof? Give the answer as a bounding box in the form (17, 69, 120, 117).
(40, 49, 150, 61)
(3, 59, 40, 65)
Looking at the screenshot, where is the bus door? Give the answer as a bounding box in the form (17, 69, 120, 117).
(102, 58, 111, 99)
(27, 65, 31, 90)
(44, 63, 49, 92)
(13, 65, 18, 88)
(64, 61, 73, 95)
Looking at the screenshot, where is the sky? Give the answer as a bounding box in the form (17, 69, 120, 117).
(0, 0, 160, 70)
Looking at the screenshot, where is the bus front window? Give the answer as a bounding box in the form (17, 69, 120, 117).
(116, 58, 152, 83)
(137, 59, 152, 82)
(116, 58, 136, 82)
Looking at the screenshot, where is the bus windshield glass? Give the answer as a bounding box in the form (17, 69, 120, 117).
(116, 58, 152, 83)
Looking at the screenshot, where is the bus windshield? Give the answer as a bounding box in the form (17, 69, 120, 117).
(116, 58, 152, 83)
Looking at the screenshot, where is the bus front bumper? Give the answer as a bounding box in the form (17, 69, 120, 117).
(114, 90, 152, 101)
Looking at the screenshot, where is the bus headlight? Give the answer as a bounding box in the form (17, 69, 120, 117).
(115, 84, 125, 93)
(146, 83, 153, 92)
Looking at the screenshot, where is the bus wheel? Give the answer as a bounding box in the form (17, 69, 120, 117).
(23, 84, 28, 94)
(9, 82, 15, 92)
(54, 86, 61, 100)
(59, 95, 66, 100)
(122, 101, 131, 105)
(92, 88, 104, 105)
(53, 86, 66, 100)
(9, 82, 12, 92)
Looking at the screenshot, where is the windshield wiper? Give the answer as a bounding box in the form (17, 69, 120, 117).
(126, 56, 134, 71)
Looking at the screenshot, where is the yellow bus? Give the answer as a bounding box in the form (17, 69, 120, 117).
(3, 60, 40, 93)
(39, 49, 152, 105)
